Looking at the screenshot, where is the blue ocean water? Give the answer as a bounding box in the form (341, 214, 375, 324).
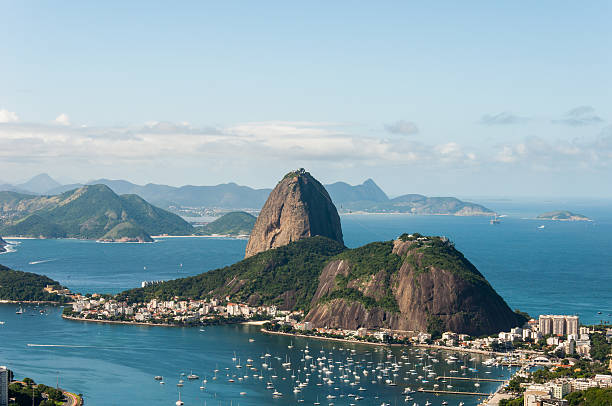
(0, 199, 611, 405)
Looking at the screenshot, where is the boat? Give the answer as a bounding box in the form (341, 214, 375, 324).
(538, 225, 545, 229)
(187, 371, 199, 379)
(154, 376, 163, 380)
(249, 338, 255, 342)
(175, 390, 184, 406)
(16, 306, 23, 315)
(490, 214, 501, 224)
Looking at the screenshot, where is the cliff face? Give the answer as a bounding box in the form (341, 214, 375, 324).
(0, 237, 7, 253)
(244, 169, 344, 258)
(305, 236, 524, 336)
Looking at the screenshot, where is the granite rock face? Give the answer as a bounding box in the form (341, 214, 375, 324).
(304, 238, 524, 336)
(244, 169, 344, 258)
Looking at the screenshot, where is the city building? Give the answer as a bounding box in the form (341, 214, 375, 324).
(524, 384, 551, 406)
(0, 366, 9, 406)
(538, 315, 579, 336)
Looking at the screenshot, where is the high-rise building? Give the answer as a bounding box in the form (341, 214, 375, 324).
(538, 315, 580, 336)
(539, 316, 553, 335)
(566, 316, 579, 335)
(0, 365, 9, 406)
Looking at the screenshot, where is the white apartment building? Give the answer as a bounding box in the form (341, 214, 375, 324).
(538, 315, 579, 336)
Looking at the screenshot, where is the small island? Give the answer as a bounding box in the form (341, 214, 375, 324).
(537, 210, 591, 221)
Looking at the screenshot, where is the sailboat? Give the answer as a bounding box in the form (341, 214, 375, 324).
(175, 390, 184, 406)
(16, 306, 23, 314)
(490, 214, 501, 224)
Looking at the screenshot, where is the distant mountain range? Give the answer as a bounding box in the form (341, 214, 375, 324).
(1, 174, 494, 216)
(0, 185, 193, 241)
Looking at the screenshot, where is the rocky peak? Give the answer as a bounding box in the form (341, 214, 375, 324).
(244, 169, 344, 258)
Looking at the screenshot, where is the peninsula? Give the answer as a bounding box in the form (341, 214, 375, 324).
(0, 264, 71, 303)
(82, 169, 523, 337)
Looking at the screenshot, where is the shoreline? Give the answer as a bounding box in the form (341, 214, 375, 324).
(62, 314, 180, 327)
(0, 300, 63, 305)
(61, 314, 264, 328)
(261, 329, 397, 347)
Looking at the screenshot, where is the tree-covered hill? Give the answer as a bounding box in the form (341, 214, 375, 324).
(117, 236, 346, 310)
(0, 264, 68, 302)
(0, 184, 194, 240)
(195, 211, 256, 235)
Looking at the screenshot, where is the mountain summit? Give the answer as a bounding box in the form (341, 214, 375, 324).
(244, 169, 344, 258)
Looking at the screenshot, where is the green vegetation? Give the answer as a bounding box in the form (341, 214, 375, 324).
(8, 377, 65, 406)
(0, 184, 193, 239)
(117, 236, 346, 311)
(590, 332, 611, 362)
(2, 214, 67, 238)
(0, 264, 68, 302)
(320, 241, 401, 313)
(531, 360, 610, 382)
(426, 315, 445, 339)
(409, 237, 488, 284)
(537, 210, 591, 221)
(499, 397, 523, 406)
(100, 221, 153, 242)
(514, 309, 531, 321)
(196, 211, 256, 235)
(565, 387, 612, 406)
(282, 168, 308, 180)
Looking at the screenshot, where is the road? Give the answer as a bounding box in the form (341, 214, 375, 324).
(62, 391, 81, 406)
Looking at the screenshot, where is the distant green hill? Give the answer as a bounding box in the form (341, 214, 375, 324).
(2, 214, 67, 238)
(196, 211, 256, 235)
(0, 184, 194, 240)
(0, 264, 68, 302)
(537, 210, 591, 221)
(99, 222, 154, 242)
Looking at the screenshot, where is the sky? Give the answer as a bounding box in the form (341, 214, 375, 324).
(0, 1, 610, 197)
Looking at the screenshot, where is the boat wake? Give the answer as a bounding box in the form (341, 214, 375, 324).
(28, 259, 56, 265)
(27, 344, 99, 348)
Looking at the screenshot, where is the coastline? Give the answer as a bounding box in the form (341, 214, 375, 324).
(261, 329, 396, 347)
(62, 314, 180, 328)
(0, 299, 63, 305)
(61, 314, 262, 328)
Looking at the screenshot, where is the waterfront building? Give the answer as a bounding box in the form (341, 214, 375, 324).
(0, 366, 9, 406)
(538, 315, 579, 336)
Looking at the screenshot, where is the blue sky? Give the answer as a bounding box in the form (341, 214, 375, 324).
(1, 1, 610, 197)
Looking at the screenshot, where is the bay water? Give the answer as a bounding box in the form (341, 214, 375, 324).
(0, 199, 611, 405)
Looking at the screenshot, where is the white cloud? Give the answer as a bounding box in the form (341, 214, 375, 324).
(55, 113, 71, 126)
(0, 109, 19, 123)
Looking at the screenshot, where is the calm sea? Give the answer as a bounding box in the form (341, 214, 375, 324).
(0, 199, 611, 405)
